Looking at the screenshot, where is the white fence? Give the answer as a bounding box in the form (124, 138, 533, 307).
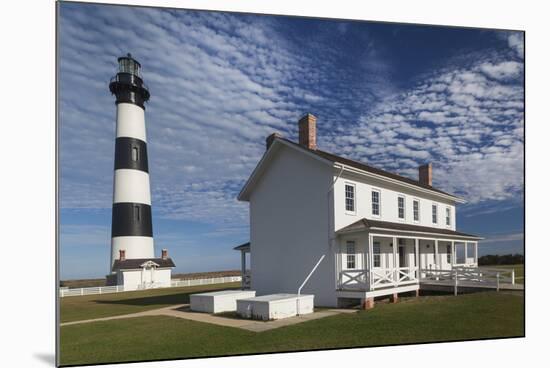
(420, 266, 515, 294)
(59, 276, 242, 297)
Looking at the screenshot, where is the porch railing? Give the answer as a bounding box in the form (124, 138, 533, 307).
(243, 271, 251, 289)
(338, 267, 419, 290)
(420, 267, 515, 290)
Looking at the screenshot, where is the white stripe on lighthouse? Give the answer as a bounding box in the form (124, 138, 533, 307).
(116, 103, 147, 142)
(113, 169, 151, 205)
(110, 237, 155, 268)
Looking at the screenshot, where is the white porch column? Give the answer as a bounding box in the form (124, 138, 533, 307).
(451, 240, 455, 267)
(368, 234, 374, 289)
(415, 238, 420, 280)
(435, 240, 439, 270)
(474, 242, 478, 266)
(465, 241, 469, 264)
(393, 236, 398, 286)
(240, 250, 246, 289)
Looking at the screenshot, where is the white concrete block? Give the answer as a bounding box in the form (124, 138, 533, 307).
(236, 294, 314, 320)
(190, 290, 256, 313)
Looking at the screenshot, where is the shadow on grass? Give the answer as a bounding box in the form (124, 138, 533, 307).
(93, 287, 233, 307)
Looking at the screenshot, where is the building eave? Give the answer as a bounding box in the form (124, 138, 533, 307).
(237, 138, 333, 201)
(335, 163, 466, 204)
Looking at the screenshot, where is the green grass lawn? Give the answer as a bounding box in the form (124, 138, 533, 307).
(60, 291, 524, 366)
(60, 282, 241, 323)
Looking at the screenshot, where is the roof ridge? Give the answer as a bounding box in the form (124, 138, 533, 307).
(276, 137, 457, 199)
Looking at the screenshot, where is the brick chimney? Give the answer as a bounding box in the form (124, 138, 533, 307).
(119, 249, 126, 261)
(265, 132, 282, 150)
(419, 163, 433, 186)
(298, 113, 317, 150)
(161, 249, 168, 260)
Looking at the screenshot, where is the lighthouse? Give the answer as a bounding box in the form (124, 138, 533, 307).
(107, 54, 174, 289)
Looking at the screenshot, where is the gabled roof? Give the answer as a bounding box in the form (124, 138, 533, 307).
(112, 257, 176, 271)
(281, 138, 459, 198)
(337, 218, 482, 240)
(238, 137, 462, 202)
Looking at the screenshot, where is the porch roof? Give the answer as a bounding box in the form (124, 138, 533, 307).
(336, 218, 482, 240)
(233, 242, 250, 252)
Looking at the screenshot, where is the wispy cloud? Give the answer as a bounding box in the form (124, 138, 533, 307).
(479, 232, 523, 244)
(320, 42, 524, 204)
(59, 4, 392, 231)
(59, 4, 523, 245)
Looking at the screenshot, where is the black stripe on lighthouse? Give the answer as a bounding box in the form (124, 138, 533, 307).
(114, 137, 149, 172)
(111, 202, 153, 237)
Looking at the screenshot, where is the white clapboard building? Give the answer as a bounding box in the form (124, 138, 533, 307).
(235, 114, 482, 308)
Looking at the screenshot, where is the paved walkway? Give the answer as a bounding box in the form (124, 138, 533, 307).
(61, 305, 356, 331)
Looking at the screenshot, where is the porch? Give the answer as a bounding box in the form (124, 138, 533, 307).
(234, 242, 251, 289)
(336, 232, 480, 294)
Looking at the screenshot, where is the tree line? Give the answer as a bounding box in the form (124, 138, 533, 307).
(478, 253, 524, 266)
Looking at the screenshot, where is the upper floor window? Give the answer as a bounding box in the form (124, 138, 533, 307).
(346, 241, 356, 269)
(132, 146, 139, 161)
(345, 184, 355, 212)
(432, 204, 438, 224)
(373, 241, 381, 268)
(371, 190, 380, 216)
(134, 205, 141, 222)
(445, 207, 451, 226)
(413, 199, 420, 222)
(397, 196, 405, 220)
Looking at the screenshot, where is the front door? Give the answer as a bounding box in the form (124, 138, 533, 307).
(399, 246, 406, 268)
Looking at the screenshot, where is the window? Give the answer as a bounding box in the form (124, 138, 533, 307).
(373, 241, 381, 268)
(346, 241, 356, 269)
(446, 207, 451, 226)
(345, 184, 355, 212)
(371, 190, 380, 216)
(132, 146, 139, 161)
(413, 200, 420, 222)
(134, 205, 140, 221)
(398, 196, 405, 220)
(447, 244, 452, 263)
(432, 204, 438, 224)
(455, 242, 466, 264)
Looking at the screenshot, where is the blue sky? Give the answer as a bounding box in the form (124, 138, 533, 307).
(59, 3, 524, 279)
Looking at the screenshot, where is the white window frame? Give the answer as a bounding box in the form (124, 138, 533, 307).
(373, 241, 381, 268)
(413, 199, 420, 223)
(432, 203, 438, 224)
(445, 206, 451, 227)
(345, 182, 356, 214)
(346, 240, 356, 269)
(371, 188, 381, 217)
(397, 195, 406, 221)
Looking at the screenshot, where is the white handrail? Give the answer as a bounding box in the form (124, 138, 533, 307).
(297, 254, 325, 315)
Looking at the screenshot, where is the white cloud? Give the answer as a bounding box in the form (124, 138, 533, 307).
(507, 33, 524, 59)
(479, 61, 522, 80)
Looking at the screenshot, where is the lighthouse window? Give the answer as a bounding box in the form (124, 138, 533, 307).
(134, 205, 140, 221)
(132, 146, 139, 161)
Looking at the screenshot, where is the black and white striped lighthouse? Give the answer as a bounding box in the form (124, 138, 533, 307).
(108, 54, 155, 270)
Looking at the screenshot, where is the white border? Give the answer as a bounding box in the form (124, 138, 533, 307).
(3, 1, 547, 368)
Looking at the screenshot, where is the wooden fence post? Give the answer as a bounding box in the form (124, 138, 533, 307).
(454, 269, 458, 296)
